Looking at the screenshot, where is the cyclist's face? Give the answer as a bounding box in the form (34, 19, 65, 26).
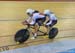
(27, 13, 32, 16)
(27, 13, 30, 16)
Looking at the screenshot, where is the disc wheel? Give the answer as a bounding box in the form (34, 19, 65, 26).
(48, 27, 58, 39)
(15, 29, 30, 44)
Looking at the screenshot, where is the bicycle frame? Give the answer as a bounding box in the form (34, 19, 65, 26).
(25, 24, 48, 36)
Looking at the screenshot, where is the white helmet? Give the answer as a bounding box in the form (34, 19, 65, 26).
(44, 9, 51, 15)
(26, 8, 34, 15)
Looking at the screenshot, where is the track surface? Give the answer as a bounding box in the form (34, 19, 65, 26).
(0, 2, 75, 52)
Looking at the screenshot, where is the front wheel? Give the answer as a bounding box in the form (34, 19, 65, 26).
(14, 29, 30, 44)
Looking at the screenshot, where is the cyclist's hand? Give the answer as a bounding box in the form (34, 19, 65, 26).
(22, 20, 29, 25)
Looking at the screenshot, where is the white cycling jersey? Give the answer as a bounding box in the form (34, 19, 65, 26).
(48, 13, 57, 20)
(32, 13, 45, 21)
(46, 13, 57, 26)
(27, 13, 45, 25)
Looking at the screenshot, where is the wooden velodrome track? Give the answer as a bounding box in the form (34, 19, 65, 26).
(0, 1, 75, 52)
